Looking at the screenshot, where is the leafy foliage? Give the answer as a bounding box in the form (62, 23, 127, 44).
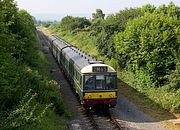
(60, 16, 91, 32)
(115, 8, 180, 87)
(1, 90, 52, 130)
(92, 9, 105, 20)
(114, 2, 180, 112)
(0, 0, 65, 129)
(93, 8, 143, 59)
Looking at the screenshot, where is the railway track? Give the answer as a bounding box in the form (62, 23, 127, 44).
(38, 30, 124, 130)
(66, 104, 123, 130)
(85, 110, 123, 130)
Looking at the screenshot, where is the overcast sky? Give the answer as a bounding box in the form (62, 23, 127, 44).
(15, 0, 180, 21)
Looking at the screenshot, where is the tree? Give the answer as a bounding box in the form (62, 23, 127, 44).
(115, 11, 180, 86)
(0, 1, 66, 129)
(141, 4, 156, 13)
(0, 0, 18, 34)
(157, 2, 180, 18)
(92, 9, 105, 20)
(94, 7, 143, 59)
(16, 10, 36, 40)
(60, 16, 91, 32)
(167, 1, 176, 17)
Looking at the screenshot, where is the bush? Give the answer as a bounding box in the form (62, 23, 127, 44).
(0, 1, 66, 129)
(115, 11, 179, 86)
(1, 90, 52, 130)
(108, 58, 118, 70)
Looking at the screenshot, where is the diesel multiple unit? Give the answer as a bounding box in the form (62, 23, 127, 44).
(48, 35, 118, 110)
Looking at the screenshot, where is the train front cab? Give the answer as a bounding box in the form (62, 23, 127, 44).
(80, 65, 118, 110)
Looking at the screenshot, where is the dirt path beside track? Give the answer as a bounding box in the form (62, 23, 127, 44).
(111, 92, 169, 130)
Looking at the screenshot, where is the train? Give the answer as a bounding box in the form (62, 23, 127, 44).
(47, 34, 118, 110)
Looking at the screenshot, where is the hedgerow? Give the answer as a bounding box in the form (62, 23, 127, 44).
(0, 0, 65, 129)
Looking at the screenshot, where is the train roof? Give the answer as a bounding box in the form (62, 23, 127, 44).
(49, 35, 70, 49)
(49, 35, 116, 74)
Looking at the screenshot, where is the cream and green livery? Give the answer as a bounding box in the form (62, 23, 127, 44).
(48, 35, 117, 110)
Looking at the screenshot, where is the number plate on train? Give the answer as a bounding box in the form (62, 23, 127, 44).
(92, 66, 107, 72)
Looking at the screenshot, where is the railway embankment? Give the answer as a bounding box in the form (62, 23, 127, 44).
(40, 28, 178, 130)
(43, 26, 179, 130)
(0, 0, 67, 129)
(46, 2, 180, 117)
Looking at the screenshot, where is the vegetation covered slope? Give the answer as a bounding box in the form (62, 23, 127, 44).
(0, 0, 65, 129)
(48, 2, 180, 113)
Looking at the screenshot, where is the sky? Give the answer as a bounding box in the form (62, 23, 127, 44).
(15, 0, 180, 21)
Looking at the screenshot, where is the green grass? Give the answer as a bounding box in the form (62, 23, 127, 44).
(58, 31, 99, 58)
(118, 69, 180, 113)
(31, 33, 68, 130)
(35, 110, 66, 130)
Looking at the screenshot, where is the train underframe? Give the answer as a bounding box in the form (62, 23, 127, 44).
(81, 98, 117, 111)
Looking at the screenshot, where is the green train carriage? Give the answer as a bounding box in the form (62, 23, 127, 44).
(48, 35, 118, 110)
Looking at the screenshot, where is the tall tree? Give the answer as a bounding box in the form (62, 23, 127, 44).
(92, 9, 105, 20)
(95, 7, 143, 59)
(115, 11, 180, 86)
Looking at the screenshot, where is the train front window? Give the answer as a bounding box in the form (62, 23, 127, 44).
(84, 75, 95, 90)
(96, 75, 105, 89)
(84, 75, 116, 90)
(106, 75, 116, 89)
(95, 75, 116, 90)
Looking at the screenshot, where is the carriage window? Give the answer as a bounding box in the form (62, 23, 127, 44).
(84, 76, 95, 90)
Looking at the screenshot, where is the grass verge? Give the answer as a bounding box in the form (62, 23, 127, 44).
(35, 110, 66, 130)
(35, 32, 68, 130)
